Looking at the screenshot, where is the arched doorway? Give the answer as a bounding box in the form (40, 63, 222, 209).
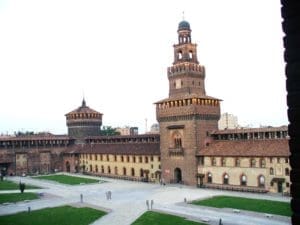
(258, 175, 265, 188)
(223, 173, 229, 185)
(174, 168, 182, 183)
(66, 161, 70, 172)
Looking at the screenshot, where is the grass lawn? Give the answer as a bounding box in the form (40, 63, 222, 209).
(33, 174, 100, 185)
(0, 180, 40, 190)
(192, 195, 291, 217)
(131, 211, 207, 225)
(0, 193, 39, 204)
(0, 205, 106, 225)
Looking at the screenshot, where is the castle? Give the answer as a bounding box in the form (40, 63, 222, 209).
(0, 20, 290, 194)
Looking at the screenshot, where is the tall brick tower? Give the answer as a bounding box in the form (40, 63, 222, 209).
(156, 20, 221, 186)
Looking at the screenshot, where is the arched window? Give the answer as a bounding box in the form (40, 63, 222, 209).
(121, 156, 124, 162)
(178, 51, 182, 59)
(207, 172, 212, 183)
(123, 167, 126, 176)
(189, 51, 193, 59)
(108, 166, 111, 174)
(95, 165, 98, 173)
(133, 156, 136, 163)
(145, 157, 149, 163)
(114, 166, 118, 175)
(270, 167, 274, 175)
(173, 132, 182, 148)
(258, 175, 265, 187)
(241, 174, 247, 186)
(127, 156, 130, 162)
(140, 168, 144, 177)
(285, 168, 290, 176)
(223, 173, 229, 185)
(131, 168, 135, 176)
(101, 165, 104, 173)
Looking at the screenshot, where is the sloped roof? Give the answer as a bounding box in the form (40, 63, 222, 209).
(155, 94, 221, 104)
(65, 142, 160, 155)
(65, 99, 102, 116)
(198, 139, 289, 157)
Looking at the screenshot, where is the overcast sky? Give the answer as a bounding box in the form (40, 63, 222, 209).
(0, 0, 287, 135)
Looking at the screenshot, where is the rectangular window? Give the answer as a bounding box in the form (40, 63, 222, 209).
(221, 158, 226, 167)
(150, 156, 153, 161)
(285, 157, 289, 163)
(199, 157, 204, 165)
(106, 154, 109, 161)
(139, 156, 143, 163)
(114, 155, 117, 161)
(235, 158, 240, 167)
(212, 157, 217, 166)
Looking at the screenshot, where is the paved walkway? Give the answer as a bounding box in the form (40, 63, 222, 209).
(0, 174, 291, 225)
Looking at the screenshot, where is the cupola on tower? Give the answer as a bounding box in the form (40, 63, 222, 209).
(156, 20, 221, 186)
(65, 99, 103, 139)
(169, 20, 205, 98)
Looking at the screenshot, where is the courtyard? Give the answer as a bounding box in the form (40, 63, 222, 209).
(0, 173, 291, 225)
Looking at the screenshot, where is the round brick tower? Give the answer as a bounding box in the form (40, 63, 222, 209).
(65, 99, 103, 139)
(156, 20, 221, 186)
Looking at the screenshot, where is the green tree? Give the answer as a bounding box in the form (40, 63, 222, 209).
(100, 126, 120, 136)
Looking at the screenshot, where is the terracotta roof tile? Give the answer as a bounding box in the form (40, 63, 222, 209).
(198, 139, 289, 157)
(65, 142, 160, 155)
(155, 94, 221, 104)
(211, 126, 288, 134)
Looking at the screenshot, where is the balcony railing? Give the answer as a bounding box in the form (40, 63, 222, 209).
(169, 147, 184, 156)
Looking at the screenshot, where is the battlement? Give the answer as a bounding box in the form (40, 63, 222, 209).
(168, 63, 204, 77)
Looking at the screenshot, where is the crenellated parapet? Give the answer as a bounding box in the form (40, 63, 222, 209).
(168, 63, 205, 78)
(156, 96, 221, 121)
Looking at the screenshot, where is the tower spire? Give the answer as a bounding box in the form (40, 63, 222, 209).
(82, 90, 86, 107)
(82, 97, 86, 107)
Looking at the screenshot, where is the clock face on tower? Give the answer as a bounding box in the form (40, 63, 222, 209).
(175, 79, 181, 89)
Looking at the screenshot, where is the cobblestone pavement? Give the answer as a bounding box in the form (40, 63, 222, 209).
(0, 174, 291, 225)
